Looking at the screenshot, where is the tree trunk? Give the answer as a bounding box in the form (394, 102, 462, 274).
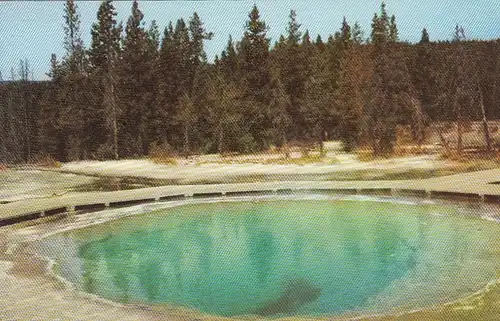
(456, 120, 463, 155)
(217, 124, 223, 155)
(282, 135, 289, 159)
(453, 89, 463, 155)
(435, 123, 450, 153)
(183, 124, 189, 158)
(111, 83, 119, 160)
(139, 119, 147, 156)
(23, 88, 31, 162)
(478, 88, 492, 152)
(319, 130, 325, 156)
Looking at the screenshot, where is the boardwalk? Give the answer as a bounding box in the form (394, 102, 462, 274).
(0, 168, 499, 224)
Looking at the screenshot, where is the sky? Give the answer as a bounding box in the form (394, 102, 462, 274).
(1, 0, 500, 80)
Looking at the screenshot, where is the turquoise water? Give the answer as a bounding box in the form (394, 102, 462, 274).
(40, 199, 500, 318)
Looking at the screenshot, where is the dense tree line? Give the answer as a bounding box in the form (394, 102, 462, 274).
(1, 1, 499, 163)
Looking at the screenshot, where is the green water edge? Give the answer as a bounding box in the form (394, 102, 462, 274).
(36, 196, 500, 321)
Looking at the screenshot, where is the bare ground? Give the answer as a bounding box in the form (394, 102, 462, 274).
(1, 147, 497, 204)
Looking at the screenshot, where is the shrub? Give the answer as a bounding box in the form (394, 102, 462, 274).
(220, 151, 239, 158)
(356, 149, 374, 162)
(263, 154, 326, 165)
(30, 154, 62, 168)
(394, 145, 431, 157)
(237, 134, 258, 154)
(149, 142, 178, 165)
(462, 120, 473, 133)
(395, 126, 413, 145)
(439, 150, 464, 161)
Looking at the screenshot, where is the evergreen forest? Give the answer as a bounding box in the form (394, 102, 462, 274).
(1, 0, 499, 163)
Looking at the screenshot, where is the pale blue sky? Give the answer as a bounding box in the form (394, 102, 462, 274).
(1, 0, 500, 80)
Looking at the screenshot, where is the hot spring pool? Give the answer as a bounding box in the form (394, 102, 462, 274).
(38, 197, 500, 318)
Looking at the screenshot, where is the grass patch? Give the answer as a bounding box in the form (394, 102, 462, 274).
(28, 155, 62, 168)
(394, 145, 433, 157)
(263, 155, 338, 165)
(72, 176, 180, 192)
(439, 149, 500, 162)
(151, 156, 178, 165)
(195, 154, 339, 166)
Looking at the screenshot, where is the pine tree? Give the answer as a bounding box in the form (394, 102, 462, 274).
(315, 34, 326, 52)
(6, 1, 500, 163)
(173, 18, 191, 94)
(277, 10, 308, 140)
(370, 2, 389, 45)
(88, 0, 122, 159)
(18, 59, 29, 81)
(206, 72, 245, 153)
(154, 22, 175, 144)
(54, 0, 90, 160)
(336, 25, 370, 151)
(494, 40, 500, 120)
(420, 28, 430, 44)
(412, 28, 435, 145)
(240, 4, 270, 101)
(167, 19, 191, 149)
(339, 17, 352, 50)
(39, 54, 63, 158)
(365, 2, 415, 156)
(352, 22, 364, 44)
(119, 0, 153, 157)
(389, 15, 399, 42)
(186, 12, 213, 154)
(147, 20, 160, 51)
(175, 93, 196, 156)
(320, 17, 354, 144)
(62, 0, 86, 73)
(154, 13, 212, 151)
(448, 26, 470, 153)
(9, 67, 15, 81)
(240, 4, 272, 149)
(286, 10, 302, 45)
(301, 51, 336, 153)
(436, 26, 491, 154)
(268, 68, 292, 149)
(0, 81, 24, 162)
(188, 12, 213, 80)
(219, 35, 238, 80)
(189, 58, 214, 153)
(17, 59, 32, 160)
(143, 20, 160, 153)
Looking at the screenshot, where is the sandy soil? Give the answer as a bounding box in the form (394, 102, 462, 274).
(59, 155, 448, 181)
(0, 170, 96, 203)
